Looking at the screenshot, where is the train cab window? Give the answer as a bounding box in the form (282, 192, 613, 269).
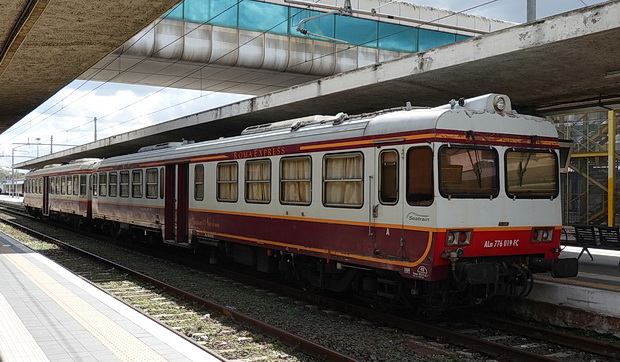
(61, 176, 66, 195)
(407, 147, 434, 205)
(323, 153, 363, 208)
(217, 162, 238, 202)
(146, 168, 158, 199)
(109, 172, 118, 197)
(438, 146, 499, 198)
(379, 150, 399, 204)
(280, 156, 311, 205)
(132, 170, 143, 198)
(506, 150, 558, 199)
(79, 175, 87, 196)
(194, 165, 204, 201)
(120, 171, 129, 198)
(245, 159, 271, 203)
(99, 173, 107, 197)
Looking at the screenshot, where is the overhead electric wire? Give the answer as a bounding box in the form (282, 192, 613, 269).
(7, 1, 244, 139)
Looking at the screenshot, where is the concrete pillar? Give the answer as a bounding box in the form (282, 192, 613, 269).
(527, 0, 536, 22)
(608, 110, 616, 226)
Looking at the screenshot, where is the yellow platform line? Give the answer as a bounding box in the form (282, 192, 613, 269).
(535, 273, 620, 292)
(5, 253, 166, 362)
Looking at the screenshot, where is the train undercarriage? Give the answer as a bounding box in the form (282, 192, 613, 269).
(25, 212, 571, 314)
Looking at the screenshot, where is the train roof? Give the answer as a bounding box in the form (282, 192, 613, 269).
(30, 94, 557, 173)
(94, 94, 555, 166)
(26, 158, 101, 176)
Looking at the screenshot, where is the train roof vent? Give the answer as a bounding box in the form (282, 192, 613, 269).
(68, 158, 101, 164)
(138, 140, 194, 153)
(241, 113, 348, 135)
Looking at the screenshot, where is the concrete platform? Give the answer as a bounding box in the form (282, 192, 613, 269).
(520, 246, 620, 336)
(0, 231, 222, 362)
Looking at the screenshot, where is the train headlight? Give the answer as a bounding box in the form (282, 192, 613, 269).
(493, 95, 507, 112)
(531, 228, 553, 242)
(445, 230, 472, 246)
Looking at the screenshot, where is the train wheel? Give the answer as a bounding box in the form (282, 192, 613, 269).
(508, 265, 534, 299)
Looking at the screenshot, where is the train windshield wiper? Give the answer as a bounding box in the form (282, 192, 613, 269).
(518, 153, 532, 186)
(466, 149, 483, 188)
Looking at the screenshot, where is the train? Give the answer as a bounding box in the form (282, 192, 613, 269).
(1, 179, 24, 197)
(23, 94, 578, 312)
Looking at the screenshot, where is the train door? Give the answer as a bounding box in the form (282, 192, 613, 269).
(371, 146, 405, 256)
(164, 163, 189, 245)
(42, 176, 50, 216)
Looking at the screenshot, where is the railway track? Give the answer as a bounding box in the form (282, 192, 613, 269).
(0, 212, 352, 361)
(2, 202, 619, 361)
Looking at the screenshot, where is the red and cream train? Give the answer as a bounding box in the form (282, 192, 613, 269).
(23, 94, 578, 311)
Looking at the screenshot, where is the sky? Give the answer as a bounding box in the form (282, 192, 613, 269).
(0, 0, 609, 170)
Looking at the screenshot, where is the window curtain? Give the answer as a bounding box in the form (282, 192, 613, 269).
(282, 158, 311, 203)
(324, 155, 362, 206)
(246, 161, 270, 202)
(218, 163, 237, 201)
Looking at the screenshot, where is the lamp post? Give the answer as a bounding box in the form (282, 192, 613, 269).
(35, 137, 41, 157)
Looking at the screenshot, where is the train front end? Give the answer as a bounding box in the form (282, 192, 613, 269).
(424, 95, 578, 304)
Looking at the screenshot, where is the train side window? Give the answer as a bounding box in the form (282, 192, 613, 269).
(194, 165, 204, 201)
(217, 162, 238, 202)
(159, 167, 164, 199)
(120, 171, 129, 198)
(79, 175, 87, 196)
(323, 152, 363, 208)
(50, 178, 55, 195)
(67, 176, 73, 195)
(99, 173, 107, 197)
(61, 176, 66, 195)
(146, 168, 158, 199)
(132, 170, 143, 198)
(245, 159, 271, 203)
(92, 174, 98, 197)
(379, 150, 399, 204)
(280, 156, 311, 205)
(72, 175, 79, 195)
(109, 172, 118, 197)
(406, 147, 434, 206)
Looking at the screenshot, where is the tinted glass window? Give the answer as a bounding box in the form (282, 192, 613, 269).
(506, 150, 558, 198)
(439, 146, 498, 198)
